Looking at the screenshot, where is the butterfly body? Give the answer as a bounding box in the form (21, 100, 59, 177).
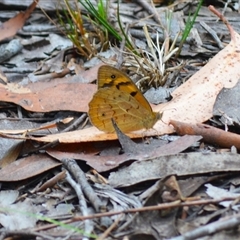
(88, 65, 161, 133)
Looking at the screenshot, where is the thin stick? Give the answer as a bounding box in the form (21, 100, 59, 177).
(208, 5, 235, 42)
(33, 196, 240, 232)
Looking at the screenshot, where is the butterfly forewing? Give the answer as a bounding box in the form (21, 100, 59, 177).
(97, 66, 153, 112)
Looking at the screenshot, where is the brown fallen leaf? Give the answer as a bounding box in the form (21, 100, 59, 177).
(0, 0, 39, 41)
(0, 63, 104, 113)
(0, 141, 24, 168)
(170, 120, 240, 150)
(0, 122, 58, 135)
(47, 135, 201, 172)
(0, 82, 96, 113)
(0, 153, 61, 182)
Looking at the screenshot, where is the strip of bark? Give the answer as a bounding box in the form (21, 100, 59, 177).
(170, 120, 240, 150)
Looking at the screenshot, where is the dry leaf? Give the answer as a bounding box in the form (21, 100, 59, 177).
(0, 154, 61, 182)
(0, 82, 96, 113)
(47, 135, 202, 172)
(0, 0, 39, 41)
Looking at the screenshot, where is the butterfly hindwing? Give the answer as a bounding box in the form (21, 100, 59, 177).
(89, 88, 158, 133)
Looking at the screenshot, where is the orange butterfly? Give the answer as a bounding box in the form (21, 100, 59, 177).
(88, 65, 162, 133)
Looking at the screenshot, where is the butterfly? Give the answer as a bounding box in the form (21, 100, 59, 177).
(88, 65, 162, 133)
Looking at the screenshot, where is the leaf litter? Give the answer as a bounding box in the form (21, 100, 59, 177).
(1, 1, 240, 239)
(6, 12, 238, 142)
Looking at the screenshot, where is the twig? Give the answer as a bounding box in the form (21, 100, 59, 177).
(33, 196, 240, 232)
(200, 21, 224, 49)
(169, 213, 240, 240)
(97, 214, 123, 240)
(35, 170, 66, 192)
(65, 170, 93, 240)
(0, 229, 54, 240)
(60, 113, 87, 133)
(135, 0, 162, 26)
(26, 140, 59, 155)
(116, 23, 129, 69)
(170, 120, 240, 150)
(61, 158, 105, 212)
(208, 5, 235, 42)
(220, 0, 231, 19)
